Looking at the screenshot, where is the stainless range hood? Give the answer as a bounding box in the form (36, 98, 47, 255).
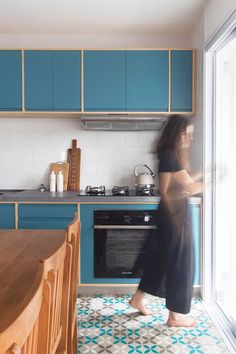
(81, 115, 166, 131)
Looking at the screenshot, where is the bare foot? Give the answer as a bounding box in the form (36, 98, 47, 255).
(167, 315, 197, 327)
(129, 297, 154, 316)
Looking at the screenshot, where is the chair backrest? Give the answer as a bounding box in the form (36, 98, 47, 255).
(37, 239, 66, 354)
(58, 213, 80, 354)
(67, 214, 81, 315)
(1, 266, 43, 354)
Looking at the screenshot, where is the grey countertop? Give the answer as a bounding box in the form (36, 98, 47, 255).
(0, 190, 202, 204)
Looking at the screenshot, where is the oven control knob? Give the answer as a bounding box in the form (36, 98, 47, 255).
(144, 215, 150, 222)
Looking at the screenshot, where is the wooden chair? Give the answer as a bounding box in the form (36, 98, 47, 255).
(0, 266, 44, 354)
(37, 239, 67, 354)
(67, 214, 80, 354)
(58, 214, 80, 354)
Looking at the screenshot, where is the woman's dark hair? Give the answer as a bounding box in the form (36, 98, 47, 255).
(157, 114, 192, 153)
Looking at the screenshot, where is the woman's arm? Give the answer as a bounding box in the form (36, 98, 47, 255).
(159, 170, 203, 201)
(173, 169, 203, 196)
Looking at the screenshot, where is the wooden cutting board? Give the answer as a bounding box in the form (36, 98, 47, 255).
(67, 139, 81, 191)
(50, 162, 69, 191)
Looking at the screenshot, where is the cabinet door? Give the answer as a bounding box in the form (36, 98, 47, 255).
(25, 50, 81, 111)
(191, 204, 201, 286)
(84, 50, 126, 111)
(171, 50, 193, 112)
(53, 51, 81, 110)
(126, 50, 169, 111)
(18, 204, 77, 229)
(0, 204, 15, 228)
(24, 51, 53, 111)
(0, 50, 22, 111)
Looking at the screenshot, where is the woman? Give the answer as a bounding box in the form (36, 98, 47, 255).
(130, 114, 203, 327)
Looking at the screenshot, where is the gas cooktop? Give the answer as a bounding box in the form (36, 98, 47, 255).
(79, 185, 158, 197)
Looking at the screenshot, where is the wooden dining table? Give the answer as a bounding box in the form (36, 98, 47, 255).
(0, 229, 66, 351)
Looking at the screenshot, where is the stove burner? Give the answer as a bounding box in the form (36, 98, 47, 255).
(112, 186, 129, 196)
(85, 185, 106, 195)
(135, 184, 155, 196)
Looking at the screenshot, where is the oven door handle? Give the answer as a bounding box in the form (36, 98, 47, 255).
(94, 225, 157, 229)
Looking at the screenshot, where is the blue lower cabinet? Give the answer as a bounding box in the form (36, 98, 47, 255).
(18, 204, 77, 229)
(80, 203, 201, 286)
(80, 204, 157, 284)
(191, 205, 201, 286)
(0, 204, 15, 229)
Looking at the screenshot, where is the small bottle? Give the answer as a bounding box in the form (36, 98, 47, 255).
(49, 171, 56, 192)
(57, 171, 64, 192)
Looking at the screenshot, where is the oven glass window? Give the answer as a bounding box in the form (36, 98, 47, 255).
(94, 228, 157, 278)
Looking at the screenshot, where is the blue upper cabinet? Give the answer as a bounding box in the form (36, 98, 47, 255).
(24, 50, 81, 111)
(126, 51, 169, 111)
(84, 50, 126, 111)
(25, 51, 53, 110)
(53, 51, 81, 110)
(171, 50, 193, 112)
(0, 50, 22, 111)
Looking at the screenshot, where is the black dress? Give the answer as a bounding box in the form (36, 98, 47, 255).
(138, 150, 195, 314)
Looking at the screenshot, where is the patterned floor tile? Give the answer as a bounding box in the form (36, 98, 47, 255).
(77, 295, 230, 353)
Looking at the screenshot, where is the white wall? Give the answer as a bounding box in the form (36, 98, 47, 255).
(0, 33, 192, 49)
(0, 33, 192, 191)
(190, 12, 205, 173)
(204, 0, 236, 42)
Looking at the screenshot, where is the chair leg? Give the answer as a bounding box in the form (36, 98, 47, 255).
(72, 322, 78, 354)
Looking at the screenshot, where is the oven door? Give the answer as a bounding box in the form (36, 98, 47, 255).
(94, 225, 158, 278)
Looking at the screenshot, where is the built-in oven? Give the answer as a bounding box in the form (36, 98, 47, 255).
(94, 209, 158, 278)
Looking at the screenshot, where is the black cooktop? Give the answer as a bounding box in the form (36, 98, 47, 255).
(78, 189, 158, 197)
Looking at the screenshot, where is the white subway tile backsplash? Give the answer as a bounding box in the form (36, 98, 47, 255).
(1, 119, 18, 133)
(81, 160, 97, 175)
(96, 161, 114, 176)
(78, 131, 97, 148)
(139, 131, 160, 147)
(17, 146, 33, 162)
(124, 132, 140, 147)
(113, 147, 133, 161)
(79, 175, 91, 188)
(0, 117, 159, 190)
(96, 132, 111, 147)
(109, 132, 125, 147)
(3, 175, 20, 190)
(3, 149, 19, 161)
(17, 119, 33, 133)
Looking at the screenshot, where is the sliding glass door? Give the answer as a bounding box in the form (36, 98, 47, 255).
(214, 35, 236, 325)
(204, 12, 236, 348)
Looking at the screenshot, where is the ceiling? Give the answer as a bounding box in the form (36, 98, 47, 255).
(0, 0, 207, 35)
